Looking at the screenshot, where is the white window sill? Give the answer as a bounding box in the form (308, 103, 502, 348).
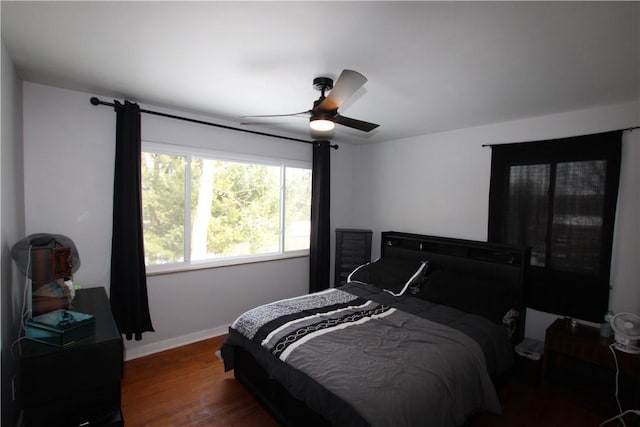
(145, 251, 309, 276)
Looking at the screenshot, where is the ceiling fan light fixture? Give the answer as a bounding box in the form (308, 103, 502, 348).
(309, 117, 335, 132)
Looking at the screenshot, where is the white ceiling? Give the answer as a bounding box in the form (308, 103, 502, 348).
(2, 1, 639, 144)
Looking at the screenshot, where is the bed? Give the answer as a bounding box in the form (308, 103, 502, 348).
(221, 231, 530, 427)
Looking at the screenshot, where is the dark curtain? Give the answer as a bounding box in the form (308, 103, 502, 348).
(309, 141, 331, 293)
(110, 100, 154, 340)
(488, 131, 622, 322)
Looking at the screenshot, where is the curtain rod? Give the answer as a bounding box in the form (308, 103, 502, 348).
(481, 126, 640, 147)
(90, 97, 338, 150)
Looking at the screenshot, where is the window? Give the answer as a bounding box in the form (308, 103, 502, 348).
(141, 143, 312, 271)
(488, 131, 622, 322)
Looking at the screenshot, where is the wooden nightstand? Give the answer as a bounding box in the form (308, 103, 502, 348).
(543, 318, 640, 414)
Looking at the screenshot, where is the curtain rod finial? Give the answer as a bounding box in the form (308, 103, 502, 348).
(90, 97, 100, 105)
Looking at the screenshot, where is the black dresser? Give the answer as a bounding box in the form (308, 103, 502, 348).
(334, 228, 373, 287)
(20, 287, 123, 426)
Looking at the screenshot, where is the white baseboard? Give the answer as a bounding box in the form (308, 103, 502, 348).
(123, 324, 230, 361)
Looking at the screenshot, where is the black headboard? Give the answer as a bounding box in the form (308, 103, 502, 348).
(381, 231, 531, 344)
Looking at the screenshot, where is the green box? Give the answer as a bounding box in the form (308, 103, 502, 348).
(25, 309, 95, 347)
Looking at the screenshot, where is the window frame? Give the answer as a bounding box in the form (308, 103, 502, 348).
(141, 141, 312, 275)
(488, 131, 622, 322)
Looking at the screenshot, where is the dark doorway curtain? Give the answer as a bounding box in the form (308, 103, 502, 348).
(309, 141, 331, 293)
(110, 100, 154, 340)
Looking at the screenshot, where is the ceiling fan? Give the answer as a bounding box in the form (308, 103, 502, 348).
(242, 69, 379, 136)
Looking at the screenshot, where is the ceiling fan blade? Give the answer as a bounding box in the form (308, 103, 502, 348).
(317, 69, 367, 112)
(240, 118, 307, 126)
(240, 110, 311, 119)
(333, 114, 379, 132)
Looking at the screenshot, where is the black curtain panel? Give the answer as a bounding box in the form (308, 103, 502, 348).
(110, 100, 154, 340)
(488, 131, 622, 322)
(309, 141, 331, 293)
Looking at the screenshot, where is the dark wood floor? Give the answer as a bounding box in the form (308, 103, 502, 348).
(121, 335, 620, 427)
(121, 335, 277, 426)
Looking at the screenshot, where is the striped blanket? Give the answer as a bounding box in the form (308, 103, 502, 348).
(225, 285, 505, 427)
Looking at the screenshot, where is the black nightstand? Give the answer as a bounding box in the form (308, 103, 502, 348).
(20, 287, 124, 427)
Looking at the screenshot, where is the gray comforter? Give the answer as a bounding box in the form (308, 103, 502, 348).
(222, 283, 511, 427)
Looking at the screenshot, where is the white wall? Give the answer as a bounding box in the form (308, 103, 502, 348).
(1, 40, 26, 427)
(23, 84, 115, 287)
(352, 100, 640, 341)
(21, 82, 343, 359)
(328, 141, 358, 283)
